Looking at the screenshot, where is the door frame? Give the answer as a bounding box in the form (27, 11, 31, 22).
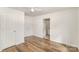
(43, 18, 50, 40)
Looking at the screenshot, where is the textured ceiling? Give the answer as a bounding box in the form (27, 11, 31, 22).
(12, 7, 72, 16)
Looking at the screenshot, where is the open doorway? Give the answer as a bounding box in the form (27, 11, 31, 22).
(44, 18, 50, 40)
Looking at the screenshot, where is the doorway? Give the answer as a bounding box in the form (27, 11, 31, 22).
(44, 18, 50, 40)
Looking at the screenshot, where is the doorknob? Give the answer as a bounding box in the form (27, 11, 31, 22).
(13, 30, 16, 32)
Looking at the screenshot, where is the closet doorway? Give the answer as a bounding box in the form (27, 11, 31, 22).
(44, 18, 50, 40)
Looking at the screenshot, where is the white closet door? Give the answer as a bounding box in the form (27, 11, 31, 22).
(0, 14, 16, 50)
(0, 15, 4, 50)
(0, 14, 9, 50)
(15, 14, 24, 45)
(0, 8, 24, 51)
(6, 14, 16, 48)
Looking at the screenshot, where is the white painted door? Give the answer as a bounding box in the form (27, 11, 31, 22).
(0, 8, 24, 51)
(0, 13, 16, 50)
(6, 14, 16, 47)
(15, 13, 24, 45)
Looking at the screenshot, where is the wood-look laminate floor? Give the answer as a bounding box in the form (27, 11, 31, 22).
(2, 36, 79, 52)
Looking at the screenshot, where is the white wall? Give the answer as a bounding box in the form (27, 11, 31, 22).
(50, 8, 78, 47)
(32, 8, 79, 48)
(24, 16, 33, 37)
(32, 16, 44, 37)
(77, 8, 79, 47)
(0, 8, 24, 51)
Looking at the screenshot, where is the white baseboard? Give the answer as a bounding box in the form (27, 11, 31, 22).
(51, 39, 79, 48)
(33, 34, 44, 38)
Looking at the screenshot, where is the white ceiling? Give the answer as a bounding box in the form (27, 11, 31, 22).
(12, 7, 72, 16)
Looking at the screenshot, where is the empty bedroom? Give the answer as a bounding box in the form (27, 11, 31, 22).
(0, 7, 79, 52)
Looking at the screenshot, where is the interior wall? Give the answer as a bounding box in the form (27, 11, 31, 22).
(32, 8, 79, 48)
(24, 16, 33, 37)
(0, 8, 24, 51)
(50, 8, 78, 47)
(77, 8, 79, 47)
(32, 16, 44, 37)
